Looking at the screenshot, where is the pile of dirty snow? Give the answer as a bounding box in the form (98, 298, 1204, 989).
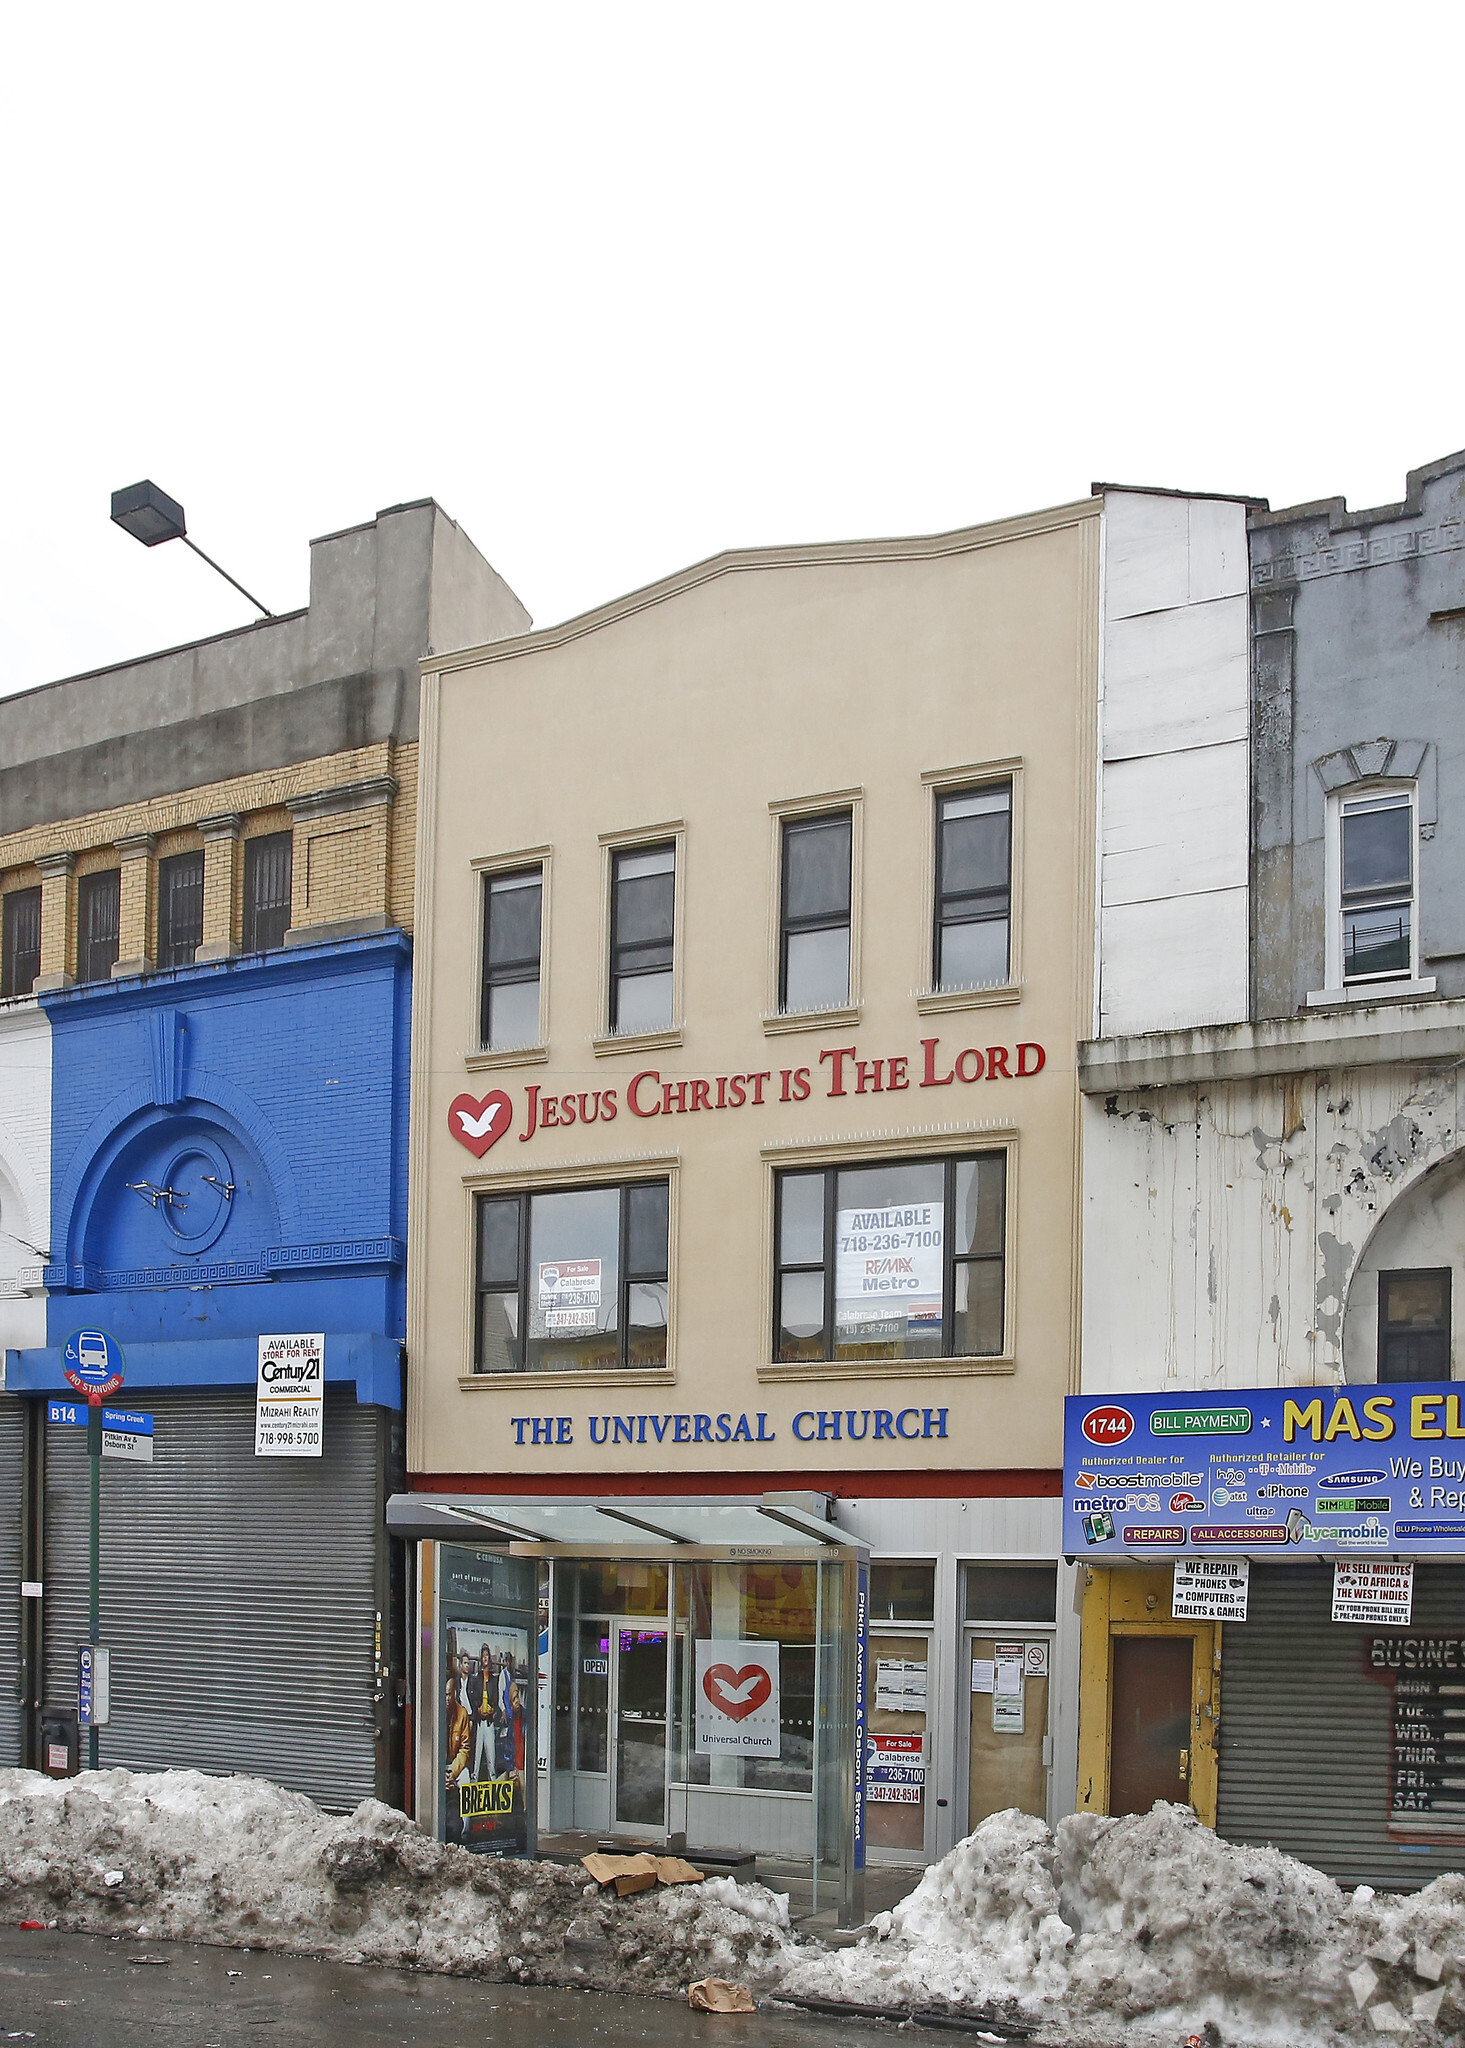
(779, 1803, 1465, 2047)
(0, 1768, 794, 1995)
(12, 1772, 1465, 2042)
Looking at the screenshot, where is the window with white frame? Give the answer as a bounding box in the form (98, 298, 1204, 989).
(934, 782, 1012, 990)
(609, 844, 675, 1034)
(1336, 788, 1416, 985)
(481, 864, 544, 1049)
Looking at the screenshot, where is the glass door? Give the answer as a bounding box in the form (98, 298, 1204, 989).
(614, 1624, 669, 1830)
(965, 1630, 1051, 1828)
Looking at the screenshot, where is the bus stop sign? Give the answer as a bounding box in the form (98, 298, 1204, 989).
(62, 1328, 125, 1399)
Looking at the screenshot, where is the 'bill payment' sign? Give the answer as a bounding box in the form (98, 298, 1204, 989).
(1065, 1385, 1465, 1558)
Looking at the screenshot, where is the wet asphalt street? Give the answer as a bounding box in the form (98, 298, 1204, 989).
(0, 1926, 951, 2048)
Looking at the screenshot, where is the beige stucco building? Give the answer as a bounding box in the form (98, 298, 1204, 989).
(401, 497, 1106, 1906)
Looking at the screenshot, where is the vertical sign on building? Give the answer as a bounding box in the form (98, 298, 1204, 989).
(255, 1333, 325, 1457)
(853, 1562, 868, 1872)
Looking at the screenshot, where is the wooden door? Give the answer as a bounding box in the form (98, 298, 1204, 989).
(1109, 1634, 1193, 1816)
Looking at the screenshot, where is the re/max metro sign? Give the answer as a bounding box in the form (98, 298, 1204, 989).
(1064, 1386, 1465, 1559)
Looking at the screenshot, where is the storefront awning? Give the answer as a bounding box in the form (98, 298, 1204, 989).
(387, 1491, 866, 1559)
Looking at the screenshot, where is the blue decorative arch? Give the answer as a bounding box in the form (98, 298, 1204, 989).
(53, 1070, 303, 1265)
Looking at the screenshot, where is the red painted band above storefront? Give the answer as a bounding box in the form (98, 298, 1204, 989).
(408, 1467, 1062, 1499)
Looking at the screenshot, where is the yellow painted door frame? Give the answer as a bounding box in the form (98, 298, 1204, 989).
(1075, 1564, 1221, 1826)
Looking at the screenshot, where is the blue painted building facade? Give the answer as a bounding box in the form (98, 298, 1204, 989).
(24, 932, 409, 1397)
(9, 933, 412, 1806)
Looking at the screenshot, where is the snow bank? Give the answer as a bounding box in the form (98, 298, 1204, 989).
(781, 1803, 1465, 2047)
(10, 1770, 1465, 2042)
(0, 1768, 794, 1996)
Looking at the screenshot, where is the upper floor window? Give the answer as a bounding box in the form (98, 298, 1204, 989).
(935, 783, 1011, 990)
(77, 869, 120, 984)
(1338, 789, 1415, 984)
(481, 865, 543, 1050)
(1378, 1268, 1450, 1383)
(474, 1178, 670, 1374)
(779, 812, 851, 1012)
(1, 887, 41, 999)
(157, 850, 204, 969)
(243, 832, 293, 954)
(609, 844, 674, 1034)
(774, 1150, 1006, 1364)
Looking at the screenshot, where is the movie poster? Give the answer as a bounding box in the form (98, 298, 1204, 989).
(443, 1618, 532, 1853)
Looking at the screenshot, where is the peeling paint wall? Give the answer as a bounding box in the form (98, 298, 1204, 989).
(1081, 1061, 1463, 1393)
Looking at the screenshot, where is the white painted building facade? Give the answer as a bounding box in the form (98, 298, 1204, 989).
(1077, 453, 1465, 1890)
(0, 996, 50, 1763)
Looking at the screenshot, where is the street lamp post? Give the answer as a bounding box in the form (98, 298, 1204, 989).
(110, 480, 275, 618)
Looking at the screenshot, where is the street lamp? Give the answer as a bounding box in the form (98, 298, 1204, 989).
(110, 480, 275, 619)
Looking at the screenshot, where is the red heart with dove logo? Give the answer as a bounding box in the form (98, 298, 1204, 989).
(702, 1663, 773, 1721)
(448, 1090, 513, 1158)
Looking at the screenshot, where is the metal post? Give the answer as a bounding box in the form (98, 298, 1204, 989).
(87, 1393, 101, 1771)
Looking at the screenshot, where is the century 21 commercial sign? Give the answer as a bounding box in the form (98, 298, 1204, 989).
(447, 1034, 1047, 1158)
(1063, 1386, 1465, 1559)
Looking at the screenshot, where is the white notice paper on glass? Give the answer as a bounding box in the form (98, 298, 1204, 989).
(834, 1203, 944, 1337)
(875, 1658, 929, 1711)
(993, 1647, 1025, 1698)
(971, 1660, 995, 1695)
(993, 1692, 1025, 1734)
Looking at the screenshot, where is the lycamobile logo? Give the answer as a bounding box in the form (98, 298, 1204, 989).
(1151, 1408, 1252, 1437)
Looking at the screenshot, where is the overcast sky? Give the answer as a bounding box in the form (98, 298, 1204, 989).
(3, 4, 1462, 694)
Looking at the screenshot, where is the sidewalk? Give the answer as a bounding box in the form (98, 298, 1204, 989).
(0, 1925, 906, 2048)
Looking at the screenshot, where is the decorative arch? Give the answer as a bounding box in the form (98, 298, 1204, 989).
(1310, 737, 1435, 829)
(54, 1070, 302, 1266)
(1341, 1143, 1465, 1383)
(0, 1119, 48, 1265)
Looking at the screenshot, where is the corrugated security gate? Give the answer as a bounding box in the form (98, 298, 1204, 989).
(1218, 1561, 1465, 1890)
(43, 1387, 385, 1809)
(0, 1397, 24, 1765)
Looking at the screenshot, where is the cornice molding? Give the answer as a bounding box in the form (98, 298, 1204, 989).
(422, 498, 1102, 676)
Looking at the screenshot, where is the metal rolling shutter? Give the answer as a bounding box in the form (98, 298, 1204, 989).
(1218, 1560, 1465, 1891)
(43, 1387, 383, 1811)
(0, 1398, 23, 1765)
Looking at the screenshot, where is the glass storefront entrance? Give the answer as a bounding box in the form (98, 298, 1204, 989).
(551, 1556, 826, 1854)
(405, 1496, 870, 1925)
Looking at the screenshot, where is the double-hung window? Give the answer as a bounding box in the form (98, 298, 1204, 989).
(775, 1151, 1006, 1363)
(935, 783, 1011, 989)
(1378, 1268, 1451, 1383)
(157, 850, 204, 968)
(1339, 789, 1415, 984)
(481, 865, 543, 1049)
(243, 832, 293, 954)
(609, 845, 675, 1034)
(77, 869, 120, 983)
(1, 888, 41, 999)
(779, 812, 852, 1012)
(475, 1178, 670, 1373)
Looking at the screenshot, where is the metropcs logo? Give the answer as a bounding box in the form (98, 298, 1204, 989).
(446, 1035, 1048, 1157)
